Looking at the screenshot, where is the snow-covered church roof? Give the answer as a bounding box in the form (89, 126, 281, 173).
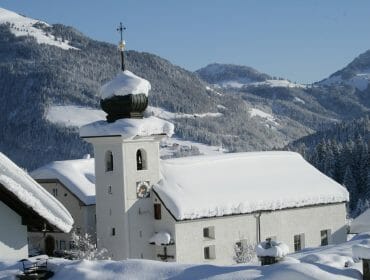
(153, 151, 349, 220)
(0, 153, 73, 233)
(100, 70, 151, 100)
(31, 157, 95, 205)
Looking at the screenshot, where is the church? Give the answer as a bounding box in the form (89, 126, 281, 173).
(74, 35, 350, 264)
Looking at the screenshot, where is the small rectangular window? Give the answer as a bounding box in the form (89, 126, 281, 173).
(204, 245, 216, 260)
(112, 227, 116, 236)
(52, 188, 58, 197)
(108, 186, 112, 194)
(294, 233, 304, 252)
(60, 240, 66, 250)
(321, 229, 330, 246)
(154, 203, 161, 220)
(203, 226, 215, 239)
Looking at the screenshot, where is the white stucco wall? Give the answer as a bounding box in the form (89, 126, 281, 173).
(86, 135, 163, 260)
(171, 203, 347, 265)
(0, 201, 28, 260)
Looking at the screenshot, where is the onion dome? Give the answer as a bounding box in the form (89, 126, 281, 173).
(100, 70, 150, 122)
(100, 23, 150, 122)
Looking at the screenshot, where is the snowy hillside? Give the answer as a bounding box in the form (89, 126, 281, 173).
(320, 72, 370, 91)
(1, 233, 369, 279)
(0, 7, 76, 50)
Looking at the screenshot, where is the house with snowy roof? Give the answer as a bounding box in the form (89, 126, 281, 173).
(29, 156, 95, 254)
(76, 37, 350, 265)
(0, 152, 73, 260)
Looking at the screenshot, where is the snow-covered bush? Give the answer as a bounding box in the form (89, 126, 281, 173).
(67, 231, 109, 260)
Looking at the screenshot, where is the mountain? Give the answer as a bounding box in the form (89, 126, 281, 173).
(0, 7, 313, 170)
(196, 63, 271, 88)
(287, 117, 370, 217)
(1, 7, 370, 173)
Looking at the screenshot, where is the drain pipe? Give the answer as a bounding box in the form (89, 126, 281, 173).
(254, 212, 262, 244)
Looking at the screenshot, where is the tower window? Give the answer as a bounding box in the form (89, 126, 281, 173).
(105, 151, 113, 172)
(111, 227, 116, 236)
(136, 149, 147, 170)
(154, 203, 162, 220)
(52, 188, 58, 197)
(108, 185, 112, 194)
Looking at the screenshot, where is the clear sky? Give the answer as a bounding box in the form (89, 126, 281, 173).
(1, 0, 370, 83)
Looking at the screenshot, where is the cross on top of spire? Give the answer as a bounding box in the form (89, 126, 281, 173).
(117, 22, 126, 71)
(117, 22, 126, 42)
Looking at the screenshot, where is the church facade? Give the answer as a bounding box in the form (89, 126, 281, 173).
(78, 49, 349, 264)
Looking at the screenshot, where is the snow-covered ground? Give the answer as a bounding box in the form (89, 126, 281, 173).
(47, 105, 225, 157)
(1, 234, 368, 279)
(248, 108, 279, 127)
(320, 72, 370, 91)
(46, 105, 106, 128)
(160, 137, 226, 158)
(0, 7, 77, 50)
(46, 105, 223, 128)
(146, 106, 223, 120)
(214, 79, 306, 89)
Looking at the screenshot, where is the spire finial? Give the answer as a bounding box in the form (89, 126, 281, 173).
(117, 22, 126, 71)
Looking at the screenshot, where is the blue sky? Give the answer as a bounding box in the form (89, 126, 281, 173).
(1, 0, 370, 83)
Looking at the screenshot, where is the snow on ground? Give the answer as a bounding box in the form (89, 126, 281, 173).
(249, 108, 279, 126)
(0, 7, 77, 50)
(320, 72, 370, 91)
(47, 105, 222, 128)
(215, 79, 306, 89)
(1, 234, 368, 279)
(46, 105, 106, 128)
(294, 97, 306, 104)
(100, 70, 151, 99)
(154, 152, 349, 220)
(160, 137, 227, 158)
(31, 157, 96, 205)
(205, 86, 223, 96)
(249, 79, 307, 88)
(0, 153, 73, 233)
(146, 106, 223, 120)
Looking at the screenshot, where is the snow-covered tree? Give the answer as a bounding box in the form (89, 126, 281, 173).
(68, 231, 109, 260)
(233, 239, 257, 264)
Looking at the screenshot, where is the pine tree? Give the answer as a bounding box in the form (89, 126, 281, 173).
(343, 166, 357, 213)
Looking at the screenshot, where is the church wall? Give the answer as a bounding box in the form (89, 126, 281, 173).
(0, 201, 28, 260)
(260, 202, 347, 252)
(173, 202, 347, 265)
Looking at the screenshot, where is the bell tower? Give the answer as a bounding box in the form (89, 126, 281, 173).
(80, 25, 173, 260)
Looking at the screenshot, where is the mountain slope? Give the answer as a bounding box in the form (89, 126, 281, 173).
(0, 8, 311, 170)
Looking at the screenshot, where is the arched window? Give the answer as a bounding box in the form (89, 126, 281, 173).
(105, 151, 113, 172)
(136, 149, 147, 170)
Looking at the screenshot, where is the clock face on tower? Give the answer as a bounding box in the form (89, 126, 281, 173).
(136, 181, 150, 198)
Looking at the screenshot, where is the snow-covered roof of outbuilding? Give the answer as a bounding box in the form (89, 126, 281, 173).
(350, 209, 370, 234)
(153, 151, 349, 221)
(79, 116, 174, 139)
(31, 157, 95, 205)
(0, 153, 73, 233)
(100, 70, 151, 100)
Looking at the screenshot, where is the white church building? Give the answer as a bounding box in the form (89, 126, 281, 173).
(74, 40, 350, 264)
